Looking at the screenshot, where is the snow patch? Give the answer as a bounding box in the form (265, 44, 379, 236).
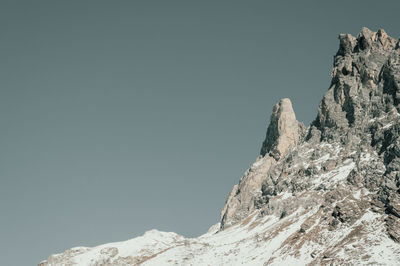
(382, 123, 393, 129)
(360, 153, 372, 162)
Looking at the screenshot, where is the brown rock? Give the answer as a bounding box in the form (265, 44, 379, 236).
(260, 98, 303, 160)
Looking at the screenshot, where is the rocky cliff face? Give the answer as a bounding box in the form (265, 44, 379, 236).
(40, 28, 400, 265)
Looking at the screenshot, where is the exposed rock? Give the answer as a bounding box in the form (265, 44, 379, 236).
(260, 98, 304, 160)
(220, 98, 304, 228)
(220, 26, 400, 259)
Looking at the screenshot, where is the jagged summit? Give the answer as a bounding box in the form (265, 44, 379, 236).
(40, 28, 400, 266)
(314, 27, 399, 135)
(337, 28, 396, 57)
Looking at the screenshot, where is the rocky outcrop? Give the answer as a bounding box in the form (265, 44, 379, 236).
(314, 27, 398, 135)
(40, 28, 400, 265)
(220, 98, 304, 228)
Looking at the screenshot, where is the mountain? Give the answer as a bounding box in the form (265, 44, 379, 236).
(40, 28, 400, 265)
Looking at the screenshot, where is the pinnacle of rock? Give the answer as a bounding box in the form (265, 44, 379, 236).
(219, 98, 304, 228)
(260, 98, 303, 160)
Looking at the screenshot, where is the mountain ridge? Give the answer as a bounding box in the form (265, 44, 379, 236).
(40, 27, 400, 265)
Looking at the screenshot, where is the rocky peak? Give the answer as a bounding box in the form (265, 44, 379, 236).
(338, 28, 396, 57)
(260, 98, 304, 160)
(314, 27, 400, 140)
(220, 98, 303, 228)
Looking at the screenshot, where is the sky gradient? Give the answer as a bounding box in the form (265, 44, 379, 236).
(1, 1, 400, 265)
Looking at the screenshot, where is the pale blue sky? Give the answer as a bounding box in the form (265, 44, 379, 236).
(1, 1, 399, 265)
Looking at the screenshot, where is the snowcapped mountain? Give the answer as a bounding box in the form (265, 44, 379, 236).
(40, 28, 400, 265)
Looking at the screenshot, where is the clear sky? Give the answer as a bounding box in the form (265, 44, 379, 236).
(1, 0, 399, 265)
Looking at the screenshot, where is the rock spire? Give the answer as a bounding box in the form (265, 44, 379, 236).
(220, 98, 304, 228)
(260, 98, 304, 160)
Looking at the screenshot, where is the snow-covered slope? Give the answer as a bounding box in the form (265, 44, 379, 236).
(40, 142, 400, 265)
(40, 27, 400, 265)
(40, 204, 399, 265)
